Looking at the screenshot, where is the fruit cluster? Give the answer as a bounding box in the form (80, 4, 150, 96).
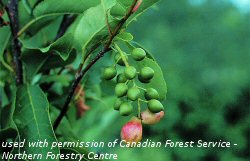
(102, 46, 165, 145)
(102, 47, 164, 115)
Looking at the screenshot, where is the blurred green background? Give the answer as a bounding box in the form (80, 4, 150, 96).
(71, 0, 250, 161)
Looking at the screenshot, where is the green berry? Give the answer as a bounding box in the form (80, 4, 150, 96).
(114, 98, 122, 110)
(124, 66, 137, 80)
(127, 87, 140, 101)
(147, 99, 164, 113)
(132, 48, 146, 61)
(116, 73, 128, 83)
(144, 88, 159, 100)
(115, 83, 128, 97)
(138, 74, 150, 83)
(119, 102, 133, 116)
(139, 67, 154, 81)
(114, 54, 128, 66)
(102, 67, 117, 80)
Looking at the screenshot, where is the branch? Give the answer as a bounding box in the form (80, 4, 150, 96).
(53, 0, 138, 130)
(6, 0, 23, 85)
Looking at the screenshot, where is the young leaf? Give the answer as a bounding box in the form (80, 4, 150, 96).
(14, 84, 60, 160)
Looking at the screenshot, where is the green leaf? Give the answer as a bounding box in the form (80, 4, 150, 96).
(115, 32, 133, 42)
(19, 0, 101, 35)
(19, 0, 33, 28)
(127, 0, 160, 24)
(0, 85, 9, 107)
(20, 16, 62, 48)
(33, 0, 101, 17)
(135, 58, 167, 100)
(39, 49, 77, 71)
(0, 26, 12, 72)
(71, 0, 117, 55)
(25, 16, 58, 36)
(39, 74, 72, 86)
(1, 86, 16, 129)
(69, 0, 158, 57)
(21, 33, 74, 61)
(110, 0, 159, 24)
(22, 49, 77, 81)
(49, 105, 77, 139)
(14, 84, 59, 160)
(110, 1, 128, 20)
(0, 103, 12, 129)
